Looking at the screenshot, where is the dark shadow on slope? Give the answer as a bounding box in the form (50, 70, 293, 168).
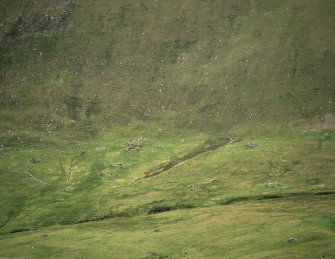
(143, 137, 240, 179)
(6, 191, 335, 234)
(220, 191, 335, 205)
(10, 228, 37, 233)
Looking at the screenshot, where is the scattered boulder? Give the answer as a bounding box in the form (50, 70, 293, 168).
(126, 137, 147, 151)
(148, 206, 172, 214)
(302, 113, 335, 132)
(246, 143, 259, 149)
(30, 158, 41, 164)
(0, 146, 4, 152)
(95, 146, 107, 152)
(127, 140, 141, 151)
(110, 162, 128, 169)
(110, 173, 120, 179)
(287, 237, 297, 243)
(265, 182, 282, 188)
(25, 171, 50, 185)
(55, 0, 71, 5)
(98, 172, 120, 179)
(324, 133, 331, 139)
(137, 136, 147, 143)
(177, 52, 190, 63)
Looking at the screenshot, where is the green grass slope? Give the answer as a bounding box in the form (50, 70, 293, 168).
(0, 128, 334, 258)
(1, 197, 334, 258)
(1, 0, 334, 133)
(0, 0, 335, 258)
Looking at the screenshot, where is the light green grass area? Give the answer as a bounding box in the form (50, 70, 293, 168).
(0, 197, 334, 258)
(0, 127, 334, 257)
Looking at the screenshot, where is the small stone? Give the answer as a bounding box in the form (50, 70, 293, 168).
(287, 237, 297, 243)
(110, 162, 128, 169)
(95, 147, 107, 152)
(246, 143, 259, 149)
(126, 140, 141, 151)
(265, 182, 282, 188)
(324, 133, 331, 139)
(177, 52, 190, 63)
(138, 136, 147, 143)
(30, 158, 40, 164)
(110, 173, 120, 179)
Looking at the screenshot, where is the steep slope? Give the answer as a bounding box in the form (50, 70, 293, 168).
(1, 0, 334, 134)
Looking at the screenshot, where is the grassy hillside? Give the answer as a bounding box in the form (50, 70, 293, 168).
(1, 0, 334, 133)
(0, 0, 334, 258)
(0, 129, 334, 258)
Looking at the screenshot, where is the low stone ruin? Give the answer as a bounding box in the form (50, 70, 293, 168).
(126, 136, 147, 151)
(246, 143, 259, 149)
